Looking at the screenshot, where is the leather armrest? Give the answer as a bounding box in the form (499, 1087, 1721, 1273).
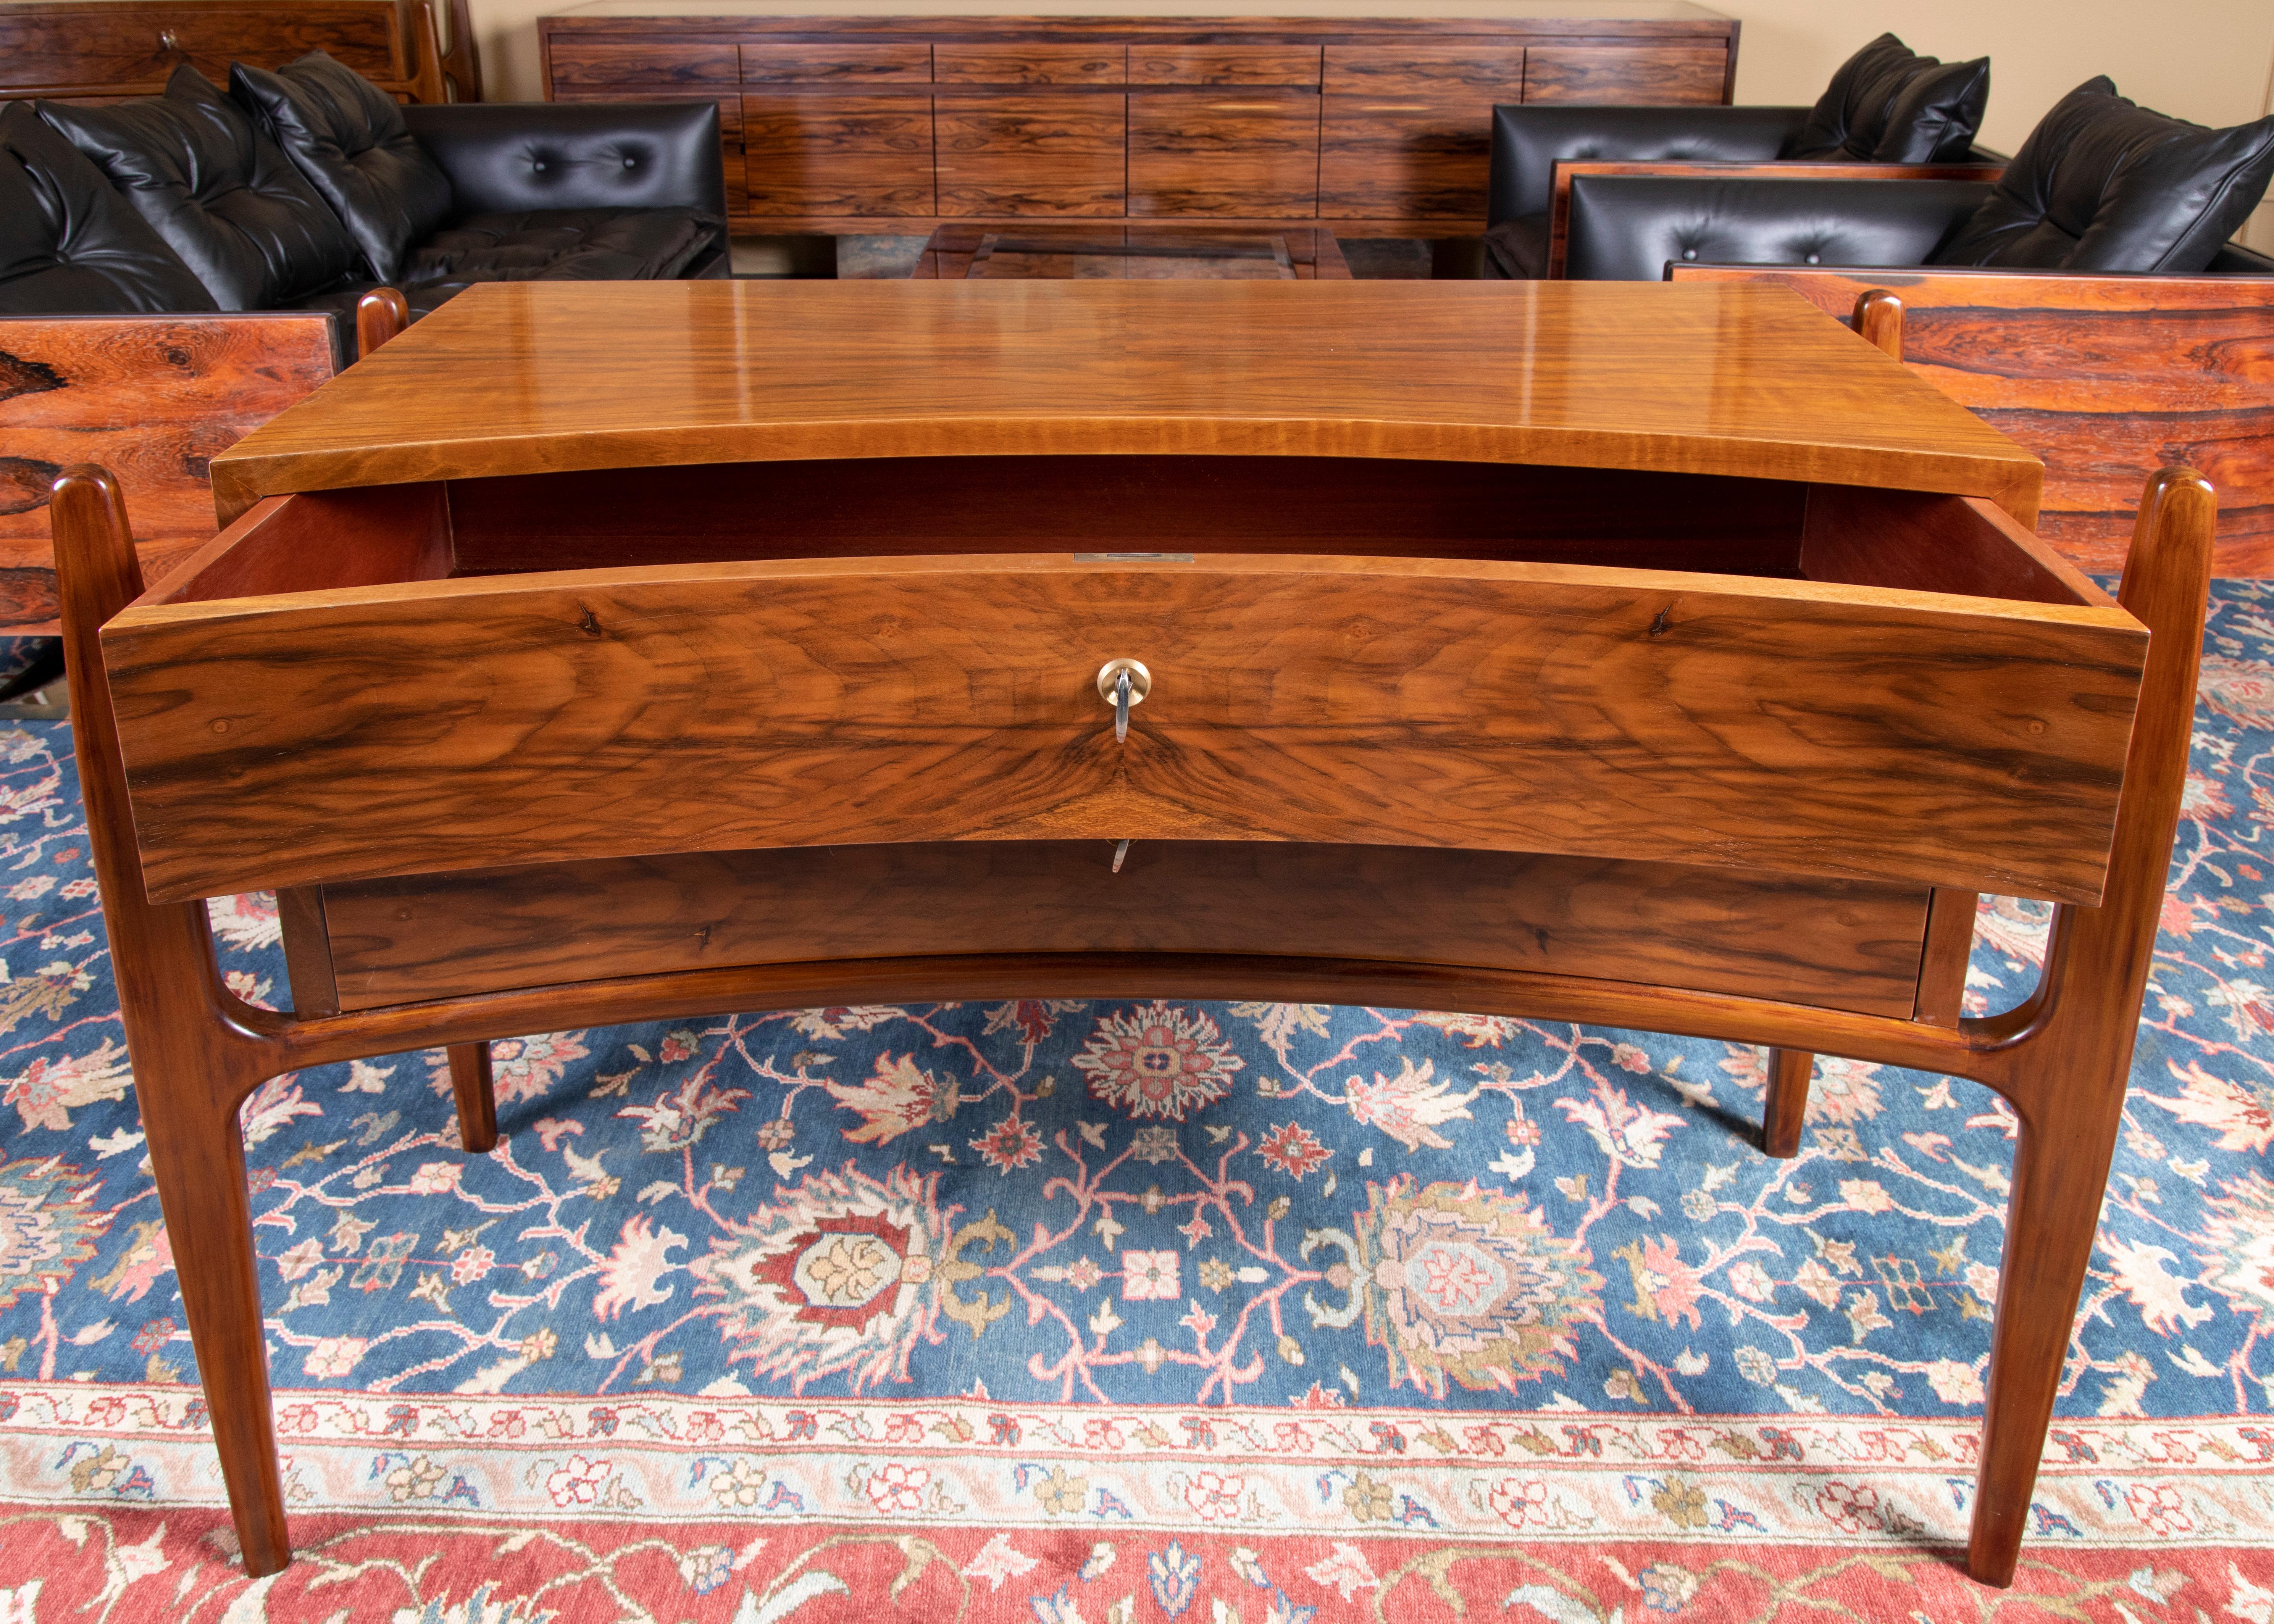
(1544, 161, 2005, 277)
(1563, 175, 1997, 282)
(402, 101, 727, 221)
(1488, 104, 1810, 224)
(2208, 240, 2274, 274)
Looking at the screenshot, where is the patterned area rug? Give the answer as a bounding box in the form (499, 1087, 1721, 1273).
(2, 584, 2274, 1622)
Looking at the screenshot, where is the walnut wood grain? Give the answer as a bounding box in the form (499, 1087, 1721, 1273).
(103, 548, 2142, 906)
(138, 483, 452, 607)
(1672, 264, 2274, 576)
(0, 314, 336, 634)
(206, 282, 2043, 527)
(545, 38, 737, 87)
(934, 43, 1123, 83)
(742, 92, 933, 214)
(1128, 95, 1320, 217)
(1761, 1047, 1810, 1157)
(937, 94, 1125, 214)
(1523, 43, 1728, 103)
(1914, 885, 1979, 1026)
(0, 0, 415, 98)
(1799, 486, 2110, 608)
(274, 885, 338, 1017)
(1130, 45, 1320, 86)
(1320, 44, 1526, 95)
(739, 42, 931, 82)
(914, 223, 1350, 279)
(445, 1043, 496, 1152)
(318, 841, 1933, 1017)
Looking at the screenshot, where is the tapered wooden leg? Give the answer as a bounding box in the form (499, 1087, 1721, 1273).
(447, 1042, 498, 1151)
(1762, 1048, 1811, 1157)
(55, 466, 294, 1575)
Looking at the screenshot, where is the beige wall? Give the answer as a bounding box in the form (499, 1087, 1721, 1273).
(470, 0, 2274, 246)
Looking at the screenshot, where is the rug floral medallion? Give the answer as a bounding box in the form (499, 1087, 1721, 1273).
(3, 589, 2274, 1621)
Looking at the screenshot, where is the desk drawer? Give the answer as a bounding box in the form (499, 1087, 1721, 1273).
(105, 474, 2142, 909)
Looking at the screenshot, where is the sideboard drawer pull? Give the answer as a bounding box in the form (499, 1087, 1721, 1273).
(1096, 656, 1151, 742)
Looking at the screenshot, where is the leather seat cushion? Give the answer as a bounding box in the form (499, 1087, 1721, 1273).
(401, 208, 718, 285)
(1933, 78, 2274, 273)
(37, 66, 359, 309)
(1481, 214, 1550, 280)
(231, 51, 452, 285)
(0, 102, 215, 313)
(1786, 33, 1989, 163)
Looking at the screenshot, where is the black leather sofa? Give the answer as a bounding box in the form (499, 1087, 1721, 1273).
(1, 52, 727, 354)
(1485, 33, 1997, 281)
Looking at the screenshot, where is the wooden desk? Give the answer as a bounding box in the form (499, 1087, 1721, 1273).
(53, 280, 2210, 1589)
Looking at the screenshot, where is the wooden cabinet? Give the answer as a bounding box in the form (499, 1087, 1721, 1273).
(541, 5, 1737, 232)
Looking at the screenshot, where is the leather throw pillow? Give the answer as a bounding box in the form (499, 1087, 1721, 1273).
(231, 51, 452, 285)
(1785, 33, 1990, 164)
(0, 101, 216, 313)
(1934, 77, 2274, 272)
(37, 64, 358, 310)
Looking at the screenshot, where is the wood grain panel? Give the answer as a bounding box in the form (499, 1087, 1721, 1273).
(1669, 266, 2274, 575)
(555, 87, 743, 140)
(1320, 95, 1496, 220)
(1523, 44, 1728, 104)
(1129, 94, 1318, 217)
(1130, 45, 1319, 85)
(319, 841, 1935, 1018)
(746, 148, 934, 216)
(0, 314, 336, 634)
(103, 550, 2143, 906)
(915, 223, 1350, 279)
(742, 93, 930, 153)
(937, 96, 1125, 214)
(0, 3, 400, 92)
(934, 43, 1122, 83)
(1322, 44, 1527, 95)
(545, 39, 738, 89)
(739, 43, 931, 83)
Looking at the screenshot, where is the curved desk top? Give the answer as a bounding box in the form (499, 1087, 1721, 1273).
(211, 280, 2042, 524)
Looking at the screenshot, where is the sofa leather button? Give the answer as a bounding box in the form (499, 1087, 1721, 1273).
(1680, 249, 1697, 260)
(1806, 253, 1821, 264)
(623, 157, 637, 167)
(533, 161, 547, 171)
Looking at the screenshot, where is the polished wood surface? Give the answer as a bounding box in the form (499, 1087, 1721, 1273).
(1672, 264, 2274, 576)
(914, 222, 1351, 279)
(103, 545, 2142, 906)
(541, 8, 1735, 231)
(206, 281, 2042, 522)
(0, 0, 466, 106)
(318, 841, 1932, 1016)
(0, 313, 337, 635)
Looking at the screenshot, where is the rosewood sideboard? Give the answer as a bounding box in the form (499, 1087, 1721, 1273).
(539, 0, 1736, 233)
(52, 279, 2210, 1587)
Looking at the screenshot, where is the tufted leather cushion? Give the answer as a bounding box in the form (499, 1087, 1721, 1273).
(230, 51, 451, 284)
(1934, 78, 2274, 273)
(401, 102, 728, 220)
(38, 66, 357, 309)
(0, 101, 215, 314)
(1489, 105, 1810, 224)
(1787, 34, 1990, 163)
(400, 208, 718, 284)
(1564, 175, 1993, 282)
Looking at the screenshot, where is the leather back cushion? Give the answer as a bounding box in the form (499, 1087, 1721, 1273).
(1934, 78, 2274, 273)
(37, 66, 357, 309)
(0, 101, 215, 313)
(1787, 33, 1989, 163)
(1564, 174, 1992, 282)
(231, 52, 451, 284)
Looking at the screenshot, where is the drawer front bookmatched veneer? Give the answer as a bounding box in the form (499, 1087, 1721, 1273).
(53, 279, 2211, 1593)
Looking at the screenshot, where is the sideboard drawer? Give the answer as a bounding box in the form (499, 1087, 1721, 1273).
(1321, 97, 1495, 219)
(740, 43, 932, 84)
(0, 3, 399, 90)
(546, 40, 739, 90)
(1129, 45, 1321, 86)
(1128, 95, 1319, 217)
(107, 480, 2140, 908)
(934, 43, 1124, 84)
(1524, 44, 1728, 104)
(937, 96, 1126, 215)
(743, 93, 934, 216)
(1322, 45, 1528, 96)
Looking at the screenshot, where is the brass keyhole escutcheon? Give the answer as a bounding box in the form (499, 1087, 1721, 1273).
(1096, 658, 1151, 743)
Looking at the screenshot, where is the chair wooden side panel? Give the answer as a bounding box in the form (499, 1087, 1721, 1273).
(102, 553, 2145, 906)
(0, 314, 337, 632)
(1670, 265, 2274, 576)
(320, 840, 1935, 1018)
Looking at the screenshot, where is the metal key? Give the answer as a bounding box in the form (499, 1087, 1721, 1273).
(1094, 658, 1152, 743)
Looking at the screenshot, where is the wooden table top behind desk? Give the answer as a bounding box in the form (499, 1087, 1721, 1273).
(211, 280, 2040, 524)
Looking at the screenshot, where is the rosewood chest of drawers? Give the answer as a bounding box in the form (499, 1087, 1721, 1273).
(539, 1, 1736, 232)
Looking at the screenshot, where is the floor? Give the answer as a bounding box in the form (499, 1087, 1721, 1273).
(731, 234, 1449, 280)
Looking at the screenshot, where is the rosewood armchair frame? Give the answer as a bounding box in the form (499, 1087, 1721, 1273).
(51, 452, 2213, 1589)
